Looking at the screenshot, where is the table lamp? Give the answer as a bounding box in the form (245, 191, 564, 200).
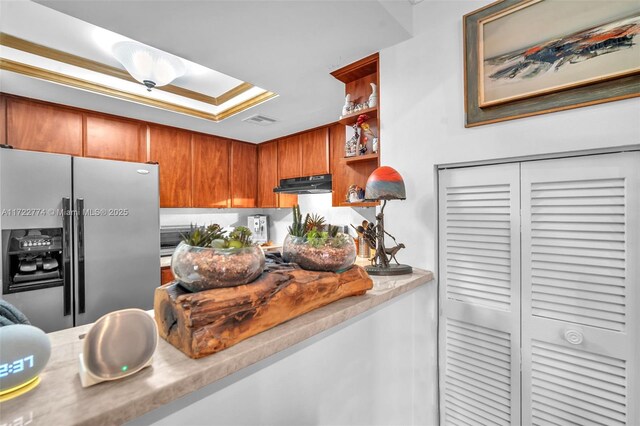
(362, 166, 412, 276)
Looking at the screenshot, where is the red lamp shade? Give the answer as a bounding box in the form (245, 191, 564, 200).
(365, 166, 406, 201)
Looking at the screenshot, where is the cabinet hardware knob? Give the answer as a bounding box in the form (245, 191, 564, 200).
(564, 330, 584, 345)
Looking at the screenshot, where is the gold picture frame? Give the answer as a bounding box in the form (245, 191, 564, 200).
(464, 0, 640, 127)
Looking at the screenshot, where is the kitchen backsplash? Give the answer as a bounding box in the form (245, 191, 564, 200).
(160, 194, 376, 245)
(160, 208, 261, 229)
(297, 193, 375, 235)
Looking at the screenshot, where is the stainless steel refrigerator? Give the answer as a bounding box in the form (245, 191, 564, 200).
(0, 149, 160, 332)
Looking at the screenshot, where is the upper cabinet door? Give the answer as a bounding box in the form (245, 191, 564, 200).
(192, 134, 230, 208)
(278, 136, 301, 179)
(0, 96, 6, 147)
(230, 141, 257, 208)
(149, 126, 192, 208)
(6, 97, 82, 156)
(301, 128, 329, 176)
(257, 141, 278, 208)
(84, 114, 145, 162)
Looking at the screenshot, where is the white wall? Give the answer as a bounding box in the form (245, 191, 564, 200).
(380, 0, 640, 272)
(267, 195, 376, 248)
(160, 208, 263, 229)
(379, 1, 639, 423)
(295, 193, 377, 237)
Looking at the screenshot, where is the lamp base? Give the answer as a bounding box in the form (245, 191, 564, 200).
(365, 264, 413, 276)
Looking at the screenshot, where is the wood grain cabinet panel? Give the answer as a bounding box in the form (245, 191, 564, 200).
(278, 193, 298, 208)
(330, 53, 380, 207)
(230, 141, 257, 208)
(149, 126, 192, 208)
(6, 98, 82, 156)
(0, 96, 6, 147)
(257, 141, 278, 208)
(301, 128, 329, 176)
(192, 134, 230, 208)
(329, 124, 346, 207)
(277, 136, 301, 179)
(84, 114, 144, 162)
(276, 137, 300, 208)
(160, 267, 174, 285)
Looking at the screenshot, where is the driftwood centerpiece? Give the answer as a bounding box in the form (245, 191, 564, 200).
(154, 266, 373, 359)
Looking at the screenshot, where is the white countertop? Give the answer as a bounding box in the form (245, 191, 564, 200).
(0, 269, 433, 426)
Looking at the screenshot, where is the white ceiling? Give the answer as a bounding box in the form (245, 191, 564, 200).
(0, 0, 414, 143)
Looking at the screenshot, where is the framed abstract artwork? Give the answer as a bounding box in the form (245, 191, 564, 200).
(464, 0, 640, 127)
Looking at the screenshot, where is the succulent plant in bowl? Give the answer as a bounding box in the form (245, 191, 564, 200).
(282, 205, 356, 272)
(171, 224, 265, 292)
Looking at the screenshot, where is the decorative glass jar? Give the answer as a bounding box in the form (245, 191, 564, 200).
(171, 242, 265, 292)
(282, 233, 356, 272)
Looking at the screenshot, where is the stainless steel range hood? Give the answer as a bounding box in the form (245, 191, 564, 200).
(274, 174, 332, 194)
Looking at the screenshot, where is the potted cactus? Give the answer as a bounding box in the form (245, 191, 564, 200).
(283, 205, 356, 272)
(171, 224, 265, 292)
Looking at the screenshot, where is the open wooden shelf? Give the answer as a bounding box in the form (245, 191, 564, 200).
(330, 53, 378, 83)
(330, 53, 380, 208)
(345, 153, 379, 164)
(338, 106, 378, 126)
(338, 201, 379, 208)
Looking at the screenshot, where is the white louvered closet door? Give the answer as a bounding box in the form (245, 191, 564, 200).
(439, 164, 521, 426)
(521, 152, 640, 426)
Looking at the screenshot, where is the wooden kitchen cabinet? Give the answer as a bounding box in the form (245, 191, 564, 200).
(230, 141, 257, 208)
(330, 53, 380, 207)
(149, 125, 192, 208)
(277, 136, 302, 179)
(265, 127, 332, 209)
(276, 136, 301, 208)
(301, 127, 329, 176)
(0, 96, 6, 147)
(273, 127, 330, 179)
(6, 97, 83, 156)
(192, 134, 230, 208)
(1, 93, 328, 211)
(160, 267, 174, 285)
(257, 141, 279, 208)
(84, 114, 145, 162)
(274, 127, 329, 179)
(278, 192, 298, 208)
(258, 141, 297, 208)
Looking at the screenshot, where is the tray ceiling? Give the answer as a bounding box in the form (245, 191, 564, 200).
(0, 1, 413, 142)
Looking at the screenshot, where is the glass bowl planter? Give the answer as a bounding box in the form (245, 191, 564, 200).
(282, 233, 356, 272)
(171, 242, 265, 292)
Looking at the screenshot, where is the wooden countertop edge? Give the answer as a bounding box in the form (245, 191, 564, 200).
(1, 269, 434, 426)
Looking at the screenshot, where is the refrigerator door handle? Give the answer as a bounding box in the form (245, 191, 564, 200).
(62, 197, 72, 316)
(77, 198, 86, 314)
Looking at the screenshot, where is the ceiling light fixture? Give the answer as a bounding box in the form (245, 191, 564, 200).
(112, 41, 186, 91)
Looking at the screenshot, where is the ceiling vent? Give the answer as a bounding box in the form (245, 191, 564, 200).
(242, 114, 278, 126)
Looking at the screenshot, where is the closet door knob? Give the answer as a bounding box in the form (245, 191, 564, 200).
(564, 330, 584, 345)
